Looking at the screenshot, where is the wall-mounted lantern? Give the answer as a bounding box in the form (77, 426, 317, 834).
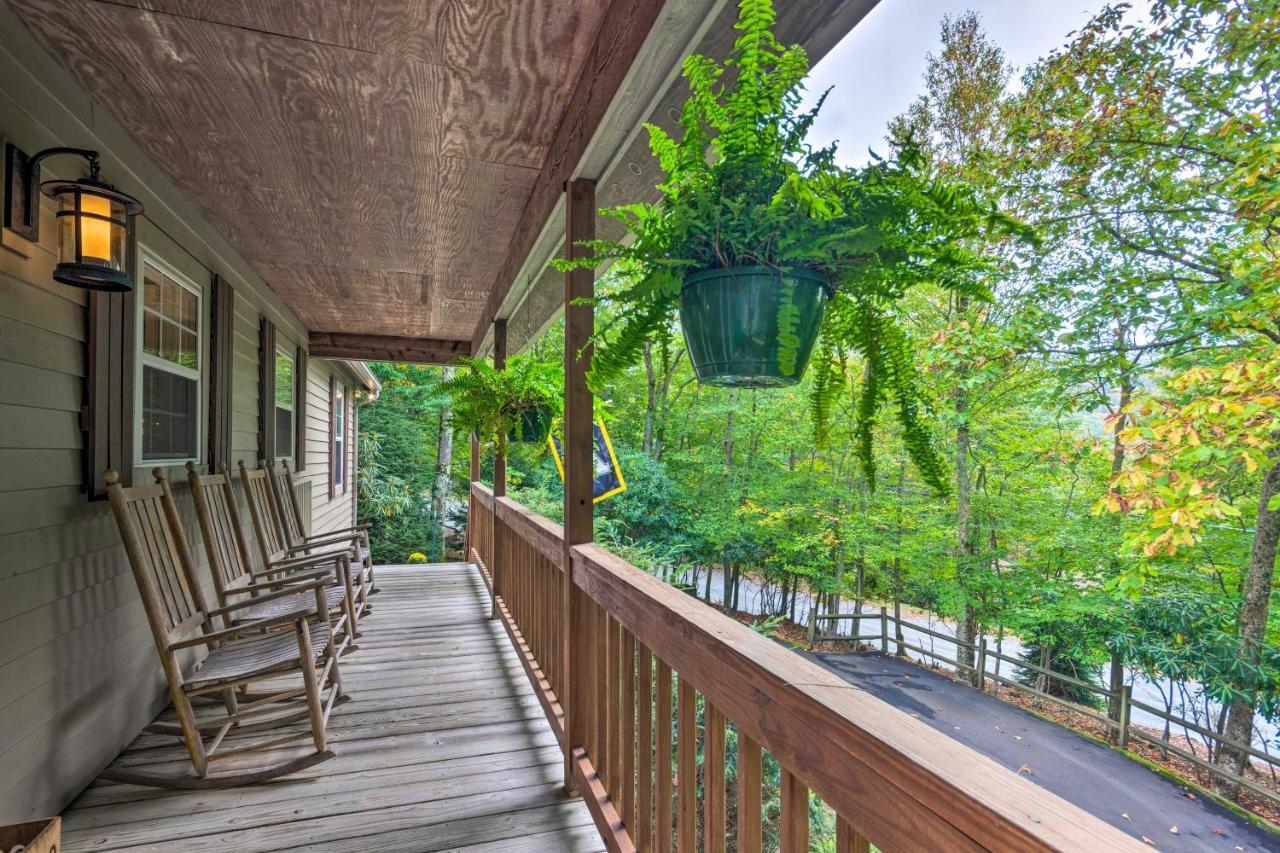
(4, 144, 143, 292)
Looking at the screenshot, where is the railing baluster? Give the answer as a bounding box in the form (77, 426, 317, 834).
(837, 816, 871, 853)
(704, 703, 726, 853)
(677, 676, 697, 852)
(637, 642, 653, 852)
(605, 614, 619, 799)
(622, 627, 637, 836)
(781, 768, 809, 853)
(656, 660, 674, 853)
(737, 732, 762, 853)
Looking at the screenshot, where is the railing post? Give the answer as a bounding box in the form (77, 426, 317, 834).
(490, 319, 507, 619)
(563, 177, 596, 792)
(977, 639, 987, 692)
(1117, 684, 1132, 749)
(880, 609, 888, 654)
(806, 607, 816, 650)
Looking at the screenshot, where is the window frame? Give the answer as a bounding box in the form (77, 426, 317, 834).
(134, 247, 204, 466)
(333, 385, 346, 488)
(273, 343, 296, 461)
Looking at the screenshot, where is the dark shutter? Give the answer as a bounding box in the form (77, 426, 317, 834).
(294, 345, 307, 471)
(84, 286, 137, 498)
(258, 317, 276, 463)
(207, 274, 234, 473)
(327, 374, 337, 500)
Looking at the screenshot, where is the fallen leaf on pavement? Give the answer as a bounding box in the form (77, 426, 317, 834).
(1121, 813, 1131, 822)
(1018, 764, 1032, 775)
(1141, 836, 1155, 846)
(1212, 828, 1225, 836)
(1169, 826, 1179, 835)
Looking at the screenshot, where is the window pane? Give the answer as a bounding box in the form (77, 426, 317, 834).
(143, 313, 160, 356)
(275, 353, 294, 407)
(335, 437, 344, 484)
(181, 289, 198, 330)
(179, 330, 198, 371)
(161, 321, 179, 362)
(144, 266, 161, 310)
(142, 365, 197, 459)
(276, 407, 293, 457)
(162, 276, 179, 321)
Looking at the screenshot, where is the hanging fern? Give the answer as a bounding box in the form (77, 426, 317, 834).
(437, 355, 562, 445)
(554, 0, 1034, 493)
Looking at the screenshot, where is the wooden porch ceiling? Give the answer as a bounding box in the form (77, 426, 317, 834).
(5, 0, 619, 345)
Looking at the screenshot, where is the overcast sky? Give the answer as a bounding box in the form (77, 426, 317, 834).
(803, 0, 1117, 165)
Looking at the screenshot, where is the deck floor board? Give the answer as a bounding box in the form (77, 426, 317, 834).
(60, 563, 601, 852)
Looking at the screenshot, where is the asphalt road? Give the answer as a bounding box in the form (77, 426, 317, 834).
(806, 650, 1280, 852)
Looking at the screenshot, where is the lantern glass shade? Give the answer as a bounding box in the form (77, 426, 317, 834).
(42, 178, 142, 292)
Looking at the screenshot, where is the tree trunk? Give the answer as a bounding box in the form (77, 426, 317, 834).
(954, 347, 980, 686)
(642, 342, 657, 458)
(432, 366, 456, 559)
(1214, 457, 1280, 799)
(1107, 650, 1125, 745)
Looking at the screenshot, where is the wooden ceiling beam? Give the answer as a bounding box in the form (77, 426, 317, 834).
(308, 332, 470, 365)
(471, 0, 670, 353)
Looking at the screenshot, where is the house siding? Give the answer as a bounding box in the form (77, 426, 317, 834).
(0, 9, 372, 821)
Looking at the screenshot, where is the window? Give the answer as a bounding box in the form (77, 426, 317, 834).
(138, 255, 201, 462)
(274, 347, 295, 459)
(333, 386, 346, 487)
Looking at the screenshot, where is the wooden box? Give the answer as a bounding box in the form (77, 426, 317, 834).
(0, 817, 60, 853)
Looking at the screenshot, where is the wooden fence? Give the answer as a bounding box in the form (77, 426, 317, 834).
(469, 483, 1142, 852)
(809, 609, 1280, 810)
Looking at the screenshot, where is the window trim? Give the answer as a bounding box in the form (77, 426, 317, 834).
(134, 247, 204, 466)
(273, 343, 296, 460)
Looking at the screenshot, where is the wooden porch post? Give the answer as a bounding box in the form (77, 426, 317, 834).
(467, 430, 479, 558)
(490, 319, 507, 619)
(563, 177, 595, 791)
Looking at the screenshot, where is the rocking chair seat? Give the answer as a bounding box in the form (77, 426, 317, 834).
(229, 585, 347, 625)
(186, 622, 332, 687)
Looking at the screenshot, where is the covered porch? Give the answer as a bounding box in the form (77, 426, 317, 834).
(59, 563, 599, 852)
(0, 0, 1151, 848)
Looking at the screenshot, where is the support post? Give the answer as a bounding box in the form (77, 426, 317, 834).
(880, 609, 888, 654)
(563, 177, 596, 791)
(467, 431, 479, 557)
(806, 607, 816, 650)
(1117, 684, 1132, 749)
(490, 319, 507, 619)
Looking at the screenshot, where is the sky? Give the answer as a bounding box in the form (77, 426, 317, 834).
(803, 0, 1118, 165)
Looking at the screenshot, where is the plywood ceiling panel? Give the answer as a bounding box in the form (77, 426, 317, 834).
(6, 0, 609, 340)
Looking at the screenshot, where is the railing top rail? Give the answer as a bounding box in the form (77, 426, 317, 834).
(494, 495, 565, 570)
(571, 541, 1145, 852)
(471, 481, 495, 510)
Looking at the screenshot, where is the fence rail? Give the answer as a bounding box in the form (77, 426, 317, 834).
(808, 608, 1280, 810)
(469, 483, 1142, 852)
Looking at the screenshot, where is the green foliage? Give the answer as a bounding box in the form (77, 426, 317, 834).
(557, 0, 1031, 493)
(436, 354, 562, 444)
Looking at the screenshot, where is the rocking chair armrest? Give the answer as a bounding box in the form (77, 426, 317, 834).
(264, 549, 350, 574)
(169, 611, 310, 650)
(239, 563, 330, 591)
(288, 531, 360, 551)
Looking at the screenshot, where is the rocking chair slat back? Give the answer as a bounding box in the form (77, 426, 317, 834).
(241, 461, 288, 563)
(188, 462, 256, 597)
(271, 461, 306, 546)
(106, 470, 208, 641)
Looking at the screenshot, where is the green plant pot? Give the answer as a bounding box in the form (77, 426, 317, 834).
(678, 265, 832, 388)
(508, 407, 554, 444)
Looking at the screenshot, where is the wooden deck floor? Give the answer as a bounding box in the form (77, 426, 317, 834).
(60, 563, 601, 852)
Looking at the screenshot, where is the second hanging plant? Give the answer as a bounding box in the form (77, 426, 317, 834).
(557, 0, 1031, 491)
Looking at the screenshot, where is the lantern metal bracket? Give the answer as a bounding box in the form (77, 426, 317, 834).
(4, 143, 100, 243)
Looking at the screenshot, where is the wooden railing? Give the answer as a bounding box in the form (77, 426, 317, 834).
(469, 483, 1143, 852)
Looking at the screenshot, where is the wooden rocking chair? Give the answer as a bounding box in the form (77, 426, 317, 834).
(187, 462, 357, 656)
(103, 468, 343, 788)
(239, 461, 369, 633)
(271, 459, 379, 596)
